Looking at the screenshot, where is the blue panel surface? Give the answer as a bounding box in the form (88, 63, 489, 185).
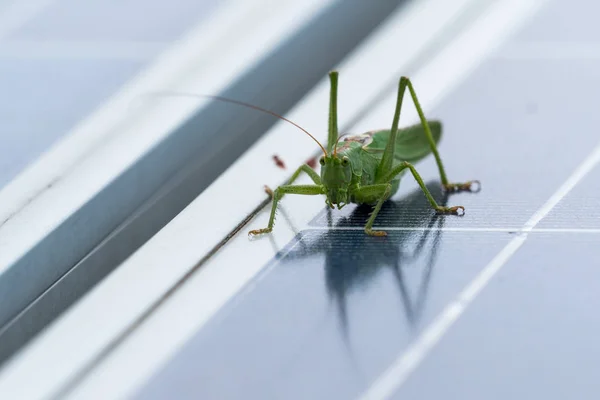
(0, 0, 220, 189)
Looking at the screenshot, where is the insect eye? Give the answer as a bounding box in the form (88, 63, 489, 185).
(319, 157, 325, 165)
(342, 157, 349, 166)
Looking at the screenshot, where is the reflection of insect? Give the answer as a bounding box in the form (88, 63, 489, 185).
(250, 71, 480, 236)
(272, 154, 286, 169)
(277, 181, 449, 332)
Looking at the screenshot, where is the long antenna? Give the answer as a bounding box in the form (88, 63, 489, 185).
(138, 91, 327, 156)
(333, 132, 349, 157)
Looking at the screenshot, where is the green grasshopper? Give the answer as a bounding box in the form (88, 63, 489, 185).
(249, 71, 479, 237)
(138, 72, 479, 237)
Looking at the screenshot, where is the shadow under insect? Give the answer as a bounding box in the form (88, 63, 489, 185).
(275, 181, 451, 336)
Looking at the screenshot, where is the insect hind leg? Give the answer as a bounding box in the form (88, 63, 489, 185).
(402, 76, 481, 193)
(381, 161, 465, 216)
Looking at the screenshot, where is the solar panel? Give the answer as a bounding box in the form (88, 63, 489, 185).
(389, 233, 600, 400)
(0, 0, 228, 357)
(0, 0, 220, 189)
(4, 0, 599, 399)
(134, 204, 513, 400)
(130, 2, 580, 399)
(0, 0, 359, 369)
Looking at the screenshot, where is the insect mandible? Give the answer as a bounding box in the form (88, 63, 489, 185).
(248, 71, 480, 237)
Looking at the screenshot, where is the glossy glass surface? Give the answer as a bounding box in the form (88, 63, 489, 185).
(0, 0, 219, 189)
(135, 0, 600, 398)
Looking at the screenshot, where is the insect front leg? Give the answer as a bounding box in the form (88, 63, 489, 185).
(285, 164, 321, 185)
(401, 77, 480, 193)
(249, 184, 325, 236)
(264, 164, 322, 195)
(381, 161, 465, 215)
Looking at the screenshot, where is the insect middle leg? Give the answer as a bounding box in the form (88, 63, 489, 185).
(249, 184, 324, 236)
(359, 162, 464, 236)
(264, 163, 322, 197)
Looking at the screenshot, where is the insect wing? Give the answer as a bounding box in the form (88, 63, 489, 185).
(364, 120, 442, 164)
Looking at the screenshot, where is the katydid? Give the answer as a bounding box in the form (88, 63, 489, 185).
(140, 71, 479, 236)
(249, 71, 480, 237)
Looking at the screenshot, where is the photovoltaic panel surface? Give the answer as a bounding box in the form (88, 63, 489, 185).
(0, 2, 417, 395)
(135, 198, 514, 400)
(131, 0, 600, 398)
(0, 0, 220, 189)
(394, 232, 600, 400)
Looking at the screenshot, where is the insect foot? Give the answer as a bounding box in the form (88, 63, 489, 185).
(263, 185, 274, 198)
(248, 228, 272, 237)
(435, 205, 465, 216)
(443, 180, 481, 193)
(365, 228, 388, 237)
